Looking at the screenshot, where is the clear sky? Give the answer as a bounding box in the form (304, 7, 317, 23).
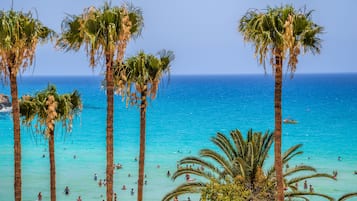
(1, 0, 357, 76)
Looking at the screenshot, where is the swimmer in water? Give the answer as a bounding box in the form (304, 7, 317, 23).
(64, 186, 70, 195)
(37, 192, 42, 201)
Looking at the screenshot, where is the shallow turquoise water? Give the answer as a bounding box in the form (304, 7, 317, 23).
(0, 74, 356, 201)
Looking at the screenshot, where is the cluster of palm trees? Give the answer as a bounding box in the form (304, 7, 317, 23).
(1, 2, 175, 201)
(1, 1, 357, 201)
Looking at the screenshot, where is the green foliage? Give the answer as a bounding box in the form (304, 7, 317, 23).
(201, 178, 276, 201)
(0, 10, 54, 79)
(19, 84, 82, 136)
(201, 180, 249, 201)
(114, 50, 175, 105)
(162, 129, 275, 201)
(57, 1, 143, 67)
(163, 129, 336, 201)
(238, 5, 323, 74)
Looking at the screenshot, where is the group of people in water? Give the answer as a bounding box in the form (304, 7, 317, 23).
(174, 195, 191, 201)
(92, 161, 138, 200)
(37, 187, 82, 201)
(35, 152, 357, 201)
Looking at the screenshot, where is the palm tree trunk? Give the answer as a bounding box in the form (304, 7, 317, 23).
(137, 88, 147, 201)
(105, 53, 114, 201)
(49, 129, 56, 201)
(9, 68, 22, 201)
(274, 54, 284, 201)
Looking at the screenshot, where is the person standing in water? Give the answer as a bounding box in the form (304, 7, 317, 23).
(37, 192, 42, 201)
(94, 173, 98, 181)
(64, 186, 70, 195)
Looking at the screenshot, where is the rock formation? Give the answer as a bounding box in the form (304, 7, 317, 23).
(0, 94, 11, 110)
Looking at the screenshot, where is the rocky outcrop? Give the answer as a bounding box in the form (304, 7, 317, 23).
(0, 94, 11, 110)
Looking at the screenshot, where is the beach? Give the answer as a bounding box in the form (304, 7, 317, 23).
(0, 74, 357, 201)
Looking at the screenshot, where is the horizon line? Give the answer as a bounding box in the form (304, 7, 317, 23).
(20, 72, 357, 77)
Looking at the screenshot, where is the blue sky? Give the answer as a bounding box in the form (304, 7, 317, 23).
(1, 0, 357, 75)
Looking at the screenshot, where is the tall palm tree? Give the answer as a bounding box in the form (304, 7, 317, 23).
(116, 50, 174, 201)
(19, 85, 82, 201)
(0, 10, 54, 201)
(238, 5, 323, 200)
(57, 2, 143, 200)
(162, 129, 335, 201)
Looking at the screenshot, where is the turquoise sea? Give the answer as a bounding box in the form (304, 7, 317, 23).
(0, 74, 356, 201)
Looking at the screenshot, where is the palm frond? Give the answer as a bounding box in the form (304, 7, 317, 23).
(162, 182, 205, 201)
(337, 192, 357, 201)
(285, 191, 334, 201)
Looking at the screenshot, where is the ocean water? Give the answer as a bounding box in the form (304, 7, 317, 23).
(0, 74, 356, 201)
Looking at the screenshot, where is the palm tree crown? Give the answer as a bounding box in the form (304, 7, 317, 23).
(19, 84, 82, 135)
(239, 5, 323, 73)
(163, 129, 274, 200)
(57, 1, 143, 67)
(0, 10, 54, 77)
(118, 50, 175, 103)
(163, 129, 335, 201)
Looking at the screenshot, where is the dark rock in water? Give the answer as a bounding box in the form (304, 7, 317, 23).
(0, 94, 11, 110)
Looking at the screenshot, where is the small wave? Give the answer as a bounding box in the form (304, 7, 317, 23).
(83, 105, 104, 110)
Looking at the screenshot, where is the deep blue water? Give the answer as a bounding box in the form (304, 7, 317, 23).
(0, 74, 356, 201)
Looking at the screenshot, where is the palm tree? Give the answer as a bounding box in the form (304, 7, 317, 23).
(162, 129, 335, 201)
(238, 5, 323, 200)
(116, 50, 174, 201)
(19, 85, 82, 201)
(0, 10, 54, 201)
(57, 2, 143, 200)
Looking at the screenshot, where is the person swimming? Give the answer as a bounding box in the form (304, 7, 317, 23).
(37, 192, 42, 201)
(94, 173, 98, 181)
(64, 186, 70, 195)
(333, 170, 338, 178)
(185, 173, 190, 181)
